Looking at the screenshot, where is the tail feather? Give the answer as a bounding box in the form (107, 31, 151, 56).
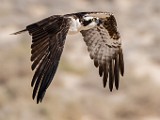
(11, 29, 27, 35)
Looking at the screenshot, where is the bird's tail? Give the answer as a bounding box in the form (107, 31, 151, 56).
(10, 29, 27, 35)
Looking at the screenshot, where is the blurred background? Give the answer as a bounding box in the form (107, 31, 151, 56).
(0, 0, 160, 120)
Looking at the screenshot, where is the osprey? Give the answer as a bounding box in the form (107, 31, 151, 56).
(12, 12, 124, 103)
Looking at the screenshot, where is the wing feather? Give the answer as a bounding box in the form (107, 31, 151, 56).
(119, 48, 124, 76)
(114, 54, 119, 89)
(80, 13, 124, 90)
(103, 63, 108, 88)
(21, 16, 71, 103)
(109, 60, 114, 91)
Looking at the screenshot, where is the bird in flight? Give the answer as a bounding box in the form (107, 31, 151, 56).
(12, 12, 124, 104)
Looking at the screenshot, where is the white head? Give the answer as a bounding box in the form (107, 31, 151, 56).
(81, 16, 101, 30)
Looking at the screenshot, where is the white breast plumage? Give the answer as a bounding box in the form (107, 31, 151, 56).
(68, 17, 81, 34)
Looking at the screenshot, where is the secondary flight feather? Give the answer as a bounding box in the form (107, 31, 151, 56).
(12, 12, 124, 104)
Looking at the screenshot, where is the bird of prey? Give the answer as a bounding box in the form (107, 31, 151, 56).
(12, 12, 124, 103)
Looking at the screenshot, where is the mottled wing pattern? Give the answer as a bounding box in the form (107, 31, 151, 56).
(25, 16, 70, 103)
(80, 14, 124, 91)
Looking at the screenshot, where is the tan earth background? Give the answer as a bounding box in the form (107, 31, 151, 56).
(0, 0, 160, 120)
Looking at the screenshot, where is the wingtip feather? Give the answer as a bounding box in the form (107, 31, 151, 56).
(114, 55, 119, 90)
(109, 60, 114, 91)
(119, 49, 124, 76)
(10, 29, 27, 35)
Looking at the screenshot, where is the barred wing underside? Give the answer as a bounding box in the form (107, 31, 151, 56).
(80, 20, 124, 91)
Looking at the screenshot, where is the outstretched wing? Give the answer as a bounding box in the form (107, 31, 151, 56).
(14, 16, 71, 103)
(80, 14, 124, 91)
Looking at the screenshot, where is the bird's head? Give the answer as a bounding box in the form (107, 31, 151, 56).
(81, 16, 101, 30)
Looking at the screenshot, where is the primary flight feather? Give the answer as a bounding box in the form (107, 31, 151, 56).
(12, 12, 124, 103)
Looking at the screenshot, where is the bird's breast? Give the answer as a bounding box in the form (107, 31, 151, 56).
(68, 17, 82, 35)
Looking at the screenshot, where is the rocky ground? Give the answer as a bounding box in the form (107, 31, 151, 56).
(0, 0, 160, 120)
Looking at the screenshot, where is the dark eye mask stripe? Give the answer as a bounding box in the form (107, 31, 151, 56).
(83, 19, 92, 26)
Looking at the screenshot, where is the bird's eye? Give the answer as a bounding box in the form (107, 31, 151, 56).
(83, 19, 92, 26)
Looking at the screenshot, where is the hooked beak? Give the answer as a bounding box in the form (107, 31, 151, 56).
(95, 19, 102, 26)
